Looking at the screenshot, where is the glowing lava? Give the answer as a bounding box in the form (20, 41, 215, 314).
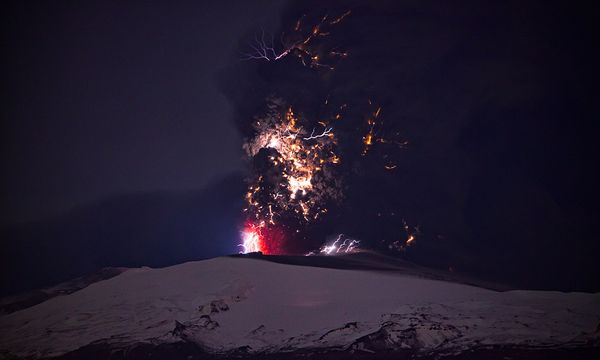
(240, 99, 342, 254)
(238, 9, 413, 255)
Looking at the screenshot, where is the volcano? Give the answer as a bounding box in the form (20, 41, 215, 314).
(1, 253, 598, 359)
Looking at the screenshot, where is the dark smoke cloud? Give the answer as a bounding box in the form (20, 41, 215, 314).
(220, 0, 599, 291)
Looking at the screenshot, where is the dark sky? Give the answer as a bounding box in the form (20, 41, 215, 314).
(1, 0, 285, 226)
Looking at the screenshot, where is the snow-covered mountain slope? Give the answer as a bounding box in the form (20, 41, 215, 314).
(0, 256, 599, 359)
(0, 267, 127, 316)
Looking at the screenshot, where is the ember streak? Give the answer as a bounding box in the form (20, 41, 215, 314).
(241, 99, 342, 254)
(362, 100, 409, 170)
(361, 104, 381, 156)
(239, 8, 415, 255)
(242, 10, 351, 70)
(387, 219, 420, 252)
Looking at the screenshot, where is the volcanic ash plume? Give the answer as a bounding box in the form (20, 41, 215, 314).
(234, 6, 415, 256)
(241, 98, 343, 254)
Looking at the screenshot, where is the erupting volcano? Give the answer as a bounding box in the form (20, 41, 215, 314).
(241, 101, 342, 254)
(238, 10, 410, 254)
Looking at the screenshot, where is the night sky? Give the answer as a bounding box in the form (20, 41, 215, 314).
(1, 0, 284, 225)
(1, 0, 599, 295)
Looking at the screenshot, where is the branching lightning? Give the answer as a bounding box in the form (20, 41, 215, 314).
(305, 234, 361, 256)
(238, 8, 419, 255)
(240, 99, 342, 253)
(242, 10, 351, 70)
(319, 234, 360, 255)
(239, 224, 263, 254)
(241, 27, 292, 62)
(303, 127, 333, 140)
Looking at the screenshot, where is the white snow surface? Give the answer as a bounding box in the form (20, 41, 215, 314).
(0, 256, 599, 358)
